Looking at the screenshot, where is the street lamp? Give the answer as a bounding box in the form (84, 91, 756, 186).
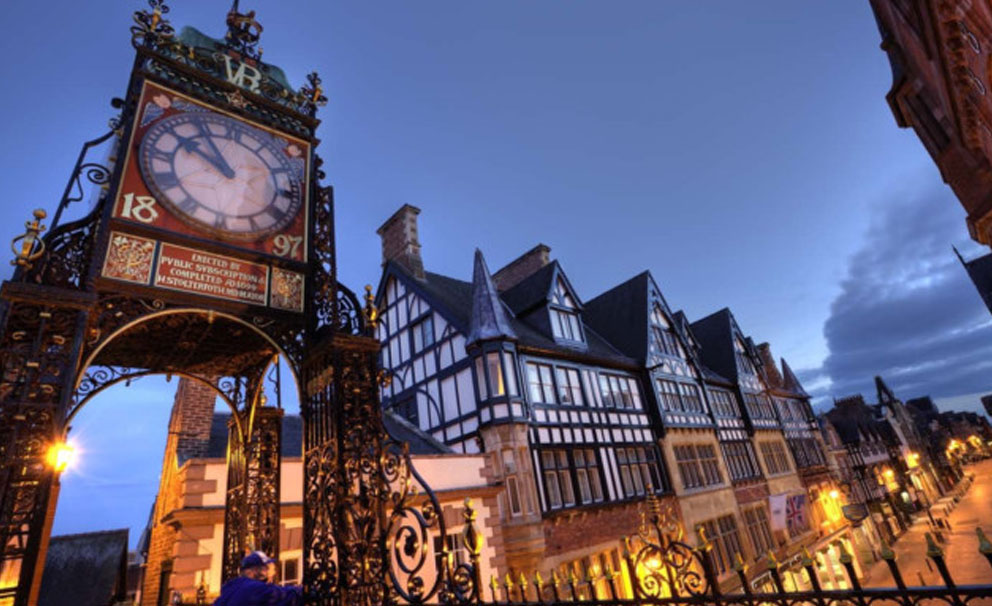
(46, 441, 75, 473)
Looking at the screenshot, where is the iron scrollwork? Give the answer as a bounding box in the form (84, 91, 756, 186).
(622, 493, 709, 600)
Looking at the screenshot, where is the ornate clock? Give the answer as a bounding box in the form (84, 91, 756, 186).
(138, 110, 304, 241)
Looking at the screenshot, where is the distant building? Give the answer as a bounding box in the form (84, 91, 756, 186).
(983, 394, 992, 417)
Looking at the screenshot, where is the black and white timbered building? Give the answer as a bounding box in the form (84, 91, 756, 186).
(374, 206, 672, 576)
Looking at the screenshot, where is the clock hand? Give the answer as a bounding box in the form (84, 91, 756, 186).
(175, 133, 236, 179)
(194, 125, 238, 179)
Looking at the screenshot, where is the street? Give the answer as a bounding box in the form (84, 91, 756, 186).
(864, 459, 992, 587)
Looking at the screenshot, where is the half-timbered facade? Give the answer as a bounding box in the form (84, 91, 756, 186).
(584, 274, 746, 586)
(690, 309, 814, 586)
(374, 206, 673, 585)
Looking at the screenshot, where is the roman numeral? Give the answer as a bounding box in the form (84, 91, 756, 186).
(177, 198, 199, 213)
(154, 171, 179, 188)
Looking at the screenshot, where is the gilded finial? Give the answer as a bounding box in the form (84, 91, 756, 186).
(765, 550, 778, 570)
(363, 284, 379, 331)
(519, 573, 529, 591)
(695, 524, 711, 551)
(534, 571, 544, 591)
(551, 570, 561, 587)
(800, 547, 814, 567)
(490, 575, 499, 594)
(978, 528, 992, 555)
(504, 573, 514, 590)
(733, 552, 748, 573)
(11, 209, 47, 270)
(461, 497, 484, 556)
(568, 569, 578, 586)
(926, 532, 944, 558)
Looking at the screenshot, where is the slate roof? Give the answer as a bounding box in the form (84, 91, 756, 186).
(388, 261, 637, 368)
(958, 248, 992, 315)
(780, 358, 809, 398)
(38, 529, 128, 606)
(689, 309, 739, 383)
(466, 250, 517, 346)
(206, 410, 451, 458)
(825, 395, 892, 446)
(584, 271, 650, 362)
(500, 262, 559, 315)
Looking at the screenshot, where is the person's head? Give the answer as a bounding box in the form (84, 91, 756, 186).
(240, 551, 275, 581)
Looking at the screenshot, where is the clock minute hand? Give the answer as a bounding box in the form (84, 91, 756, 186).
(197, 128, 238, 179)
(176, 134, 236, 179)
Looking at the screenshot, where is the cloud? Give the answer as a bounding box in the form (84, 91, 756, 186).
(813, 184, 992, 406)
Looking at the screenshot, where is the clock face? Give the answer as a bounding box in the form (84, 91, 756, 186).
(138, 111, 304, 241)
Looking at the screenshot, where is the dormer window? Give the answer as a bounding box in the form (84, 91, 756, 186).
(733, 338, 757, 376)
(550, 278, 584, 343)
(650, 305, 685, 359)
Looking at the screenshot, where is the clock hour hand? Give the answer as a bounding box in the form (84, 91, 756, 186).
(175, 134, 236, 179)
(195, 124, 238, 179)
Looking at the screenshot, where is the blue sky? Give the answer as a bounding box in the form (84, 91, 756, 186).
(0, 2, 988, 545)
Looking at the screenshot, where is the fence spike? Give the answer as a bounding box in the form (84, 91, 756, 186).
(837, 541, 853, 565)
(489, 575, 499, 602)
(765, 550, 779, 570)
(801, 546, 814, 567)
(519, 572, 529, 600)
(535, 571, 545, 591)
(880, 538, 895, 561)
(550, 570, 562, 602)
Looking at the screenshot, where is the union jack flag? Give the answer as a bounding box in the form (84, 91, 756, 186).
(786, 494, 808, 536)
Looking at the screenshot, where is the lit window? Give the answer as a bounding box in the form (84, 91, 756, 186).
(486, 352, 504, 396)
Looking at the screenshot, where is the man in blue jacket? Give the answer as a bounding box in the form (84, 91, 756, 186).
(213, 551, 302, 606)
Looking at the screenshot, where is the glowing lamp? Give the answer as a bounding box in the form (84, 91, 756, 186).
(828, 490, 840, 500)
(46, 442, 75, 472)
(883, 468, 894, 479)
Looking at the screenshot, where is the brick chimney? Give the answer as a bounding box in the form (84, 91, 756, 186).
(493, 244, 551, 292)
(756, 343, 783, 389)
(377, 204, 425, 280)
(170, 377, 217, 464)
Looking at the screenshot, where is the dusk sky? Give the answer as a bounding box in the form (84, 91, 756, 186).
(0, 2, 989, 545)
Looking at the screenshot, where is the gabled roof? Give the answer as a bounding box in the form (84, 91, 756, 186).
(780, 358, 809, 398)
(689, 308, 739, 382)
(38, 529, 128, 606)
(584, 271, 651, 362)
(207, 411, 451, 458)
(466, 250, 516, 346)
(500, 260, 585, 316)
(387, 259, 637, 368)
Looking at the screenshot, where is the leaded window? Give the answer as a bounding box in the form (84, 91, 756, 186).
(527, 363, 556, 404)
(743, 505, 774, 557)
(541, 450, 575, 509)
(556, 367, 584, 406)
(616, 446, 662, 497)
(673, 444, 723, 490)
(759, 441, 792, 475)
(573, 449, 604, 504)
(720, 441, 760, 481)
(550, 278, 584, 343)
(411, 315, 434, 354)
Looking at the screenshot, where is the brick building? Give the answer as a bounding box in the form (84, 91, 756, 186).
(869, 1, 992, 307)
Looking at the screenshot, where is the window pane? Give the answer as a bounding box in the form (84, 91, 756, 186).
(527, 364, 542, 402)
(487, 353, 504, 396)
(507, 476, 522, 515)
(475, 356, 487, 400)
(503, 352, 518, 396)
